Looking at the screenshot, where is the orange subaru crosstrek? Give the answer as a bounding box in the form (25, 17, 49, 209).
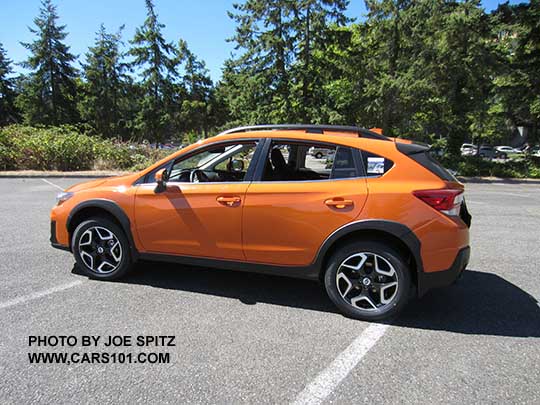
(50, 125, 471, 320)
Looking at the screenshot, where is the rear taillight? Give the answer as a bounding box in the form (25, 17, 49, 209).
(413, 189, 464, 216)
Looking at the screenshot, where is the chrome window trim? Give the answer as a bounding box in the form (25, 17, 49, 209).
(248, 177, 366, 184)
(138, 175, 367, 187)
(139, 180, 254, 187)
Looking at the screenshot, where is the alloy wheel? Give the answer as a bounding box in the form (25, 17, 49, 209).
(336, 252, 399, 311)
(78, 226, 123, 274)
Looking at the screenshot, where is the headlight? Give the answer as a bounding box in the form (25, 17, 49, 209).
(56, 191, 74, 205)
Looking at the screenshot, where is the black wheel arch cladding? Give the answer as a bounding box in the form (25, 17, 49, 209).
(315, 219, 423, 280)
(67, 199, 139, 261)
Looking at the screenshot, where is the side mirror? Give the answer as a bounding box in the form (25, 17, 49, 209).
(230, 159, 245, 172)
(154, 168, 168, 193)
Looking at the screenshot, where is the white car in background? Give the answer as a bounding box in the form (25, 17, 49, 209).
(478, 145, 497, 159)
(529, 146, 540, 157)
(309, 147, 335, 159)
(461, 143, 477, 156)
(495, 146, 523, 159)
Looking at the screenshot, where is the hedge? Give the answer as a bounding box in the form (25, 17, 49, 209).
(0, 125, 170, 171)
(440, 155, 540, 179)
(1, 125, 539, 178)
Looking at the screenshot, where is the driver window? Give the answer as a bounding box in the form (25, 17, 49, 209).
(168, 141, 258, 183)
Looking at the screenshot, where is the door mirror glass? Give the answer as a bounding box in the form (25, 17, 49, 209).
(230, 158, 245, 172)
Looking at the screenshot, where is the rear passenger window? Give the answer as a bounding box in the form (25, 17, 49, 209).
(332, 147, 358, 179)
(262, 141, 359, 181)
(361, 151, 394, 177)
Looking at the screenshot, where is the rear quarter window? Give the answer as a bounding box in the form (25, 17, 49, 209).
(360, 151, 394, 177)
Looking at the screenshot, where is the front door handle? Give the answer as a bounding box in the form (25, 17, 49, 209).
(217, 196, 241, 206)
(325, 198, 354, 209)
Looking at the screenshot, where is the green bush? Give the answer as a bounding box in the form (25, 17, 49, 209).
(452, 155, 540, 179)
(1, 125, 538, 178)
(0, 125, 171, 171)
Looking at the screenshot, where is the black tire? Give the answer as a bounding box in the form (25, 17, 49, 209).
(324, 241, 411, 321)
(315, 152, 323, 159)
(72, 217, 132, 280)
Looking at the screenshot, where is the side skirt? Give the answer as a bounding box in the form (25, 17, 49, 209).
(138, 252, 321, 281)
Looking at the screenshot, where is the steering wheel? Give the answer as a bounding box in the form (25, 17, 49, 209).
(190, 169, 210, 183)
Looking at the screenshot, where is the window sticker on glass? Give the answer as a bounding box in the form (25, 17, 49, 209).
(367, 157, 385, 174)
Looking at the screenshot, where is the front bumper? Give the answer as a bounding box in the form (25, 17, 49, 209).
(417, 246, 470, 297)
(50, 220, 70, 251)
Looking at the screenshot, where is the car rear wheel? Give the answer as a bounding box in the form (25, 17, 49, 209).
(315, 152, 323, 159)
(324, 241, 411, 321)
(72, 217, 132, 280)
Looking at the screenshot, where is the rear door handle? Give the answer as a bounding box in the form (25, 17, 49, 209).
(217, 196, 241, 206)
(325, 198, 354, 209)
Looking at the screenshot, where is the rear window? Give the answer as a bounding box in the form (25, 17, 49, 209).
(410, 152, 457, 181)
(396, 142, 457, 181)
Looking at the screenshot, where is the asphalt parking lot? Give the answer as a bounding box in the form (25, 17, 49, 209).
(1, 177, 539, 404)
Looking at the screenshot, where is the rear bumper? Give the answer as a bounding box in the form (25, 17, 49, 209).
(50, 220, 70, 251)
(417, 246, 470, 297)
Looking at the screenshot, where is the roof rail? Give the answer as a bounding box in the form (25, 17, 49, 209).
(217, 124, 390, 141)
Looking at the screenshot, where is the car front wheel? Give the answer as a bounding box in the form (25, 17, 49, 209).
(72, 217, 132, 280)
(324, 241, 411, 321)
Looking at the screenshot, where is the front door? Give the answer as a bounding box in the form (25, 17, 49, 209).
(134, 140, 260, 260)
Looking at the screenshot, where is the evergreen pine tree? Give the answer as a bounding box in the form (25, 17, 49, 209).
(178, 40, 214, 137)
(128, 0, 179, 143)
(224, 0, 296, 124)
(291, 0, 350, 122)
(0, 43, 19, 125)
(18, 0, 79, 125)
(81, 24, 129, 138)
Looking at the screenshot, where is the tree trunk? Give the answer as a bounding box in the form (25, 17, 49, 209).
(276, 5, 291, 121)
(382, 9, 400, 137)
(301, 3, 311, 122)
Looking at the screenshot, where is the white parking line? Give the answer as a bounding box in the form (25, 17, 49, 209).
(465, 200, 487, 205)
(41, 178, 64, 191)
(291, 323, 389, 405)
(469, 190, 536, 199)
(0, 280, 83, 310)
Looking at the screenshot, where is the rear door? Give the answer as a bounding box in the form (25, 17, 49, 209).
(242, 140, 368, 266)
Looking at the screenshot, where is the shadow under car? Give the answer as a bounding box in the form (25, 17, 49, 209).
(72, 263, 540, 338)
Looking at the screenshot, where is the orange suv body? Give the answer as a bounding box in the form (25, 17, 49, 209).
(50, 125, 471, 320)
